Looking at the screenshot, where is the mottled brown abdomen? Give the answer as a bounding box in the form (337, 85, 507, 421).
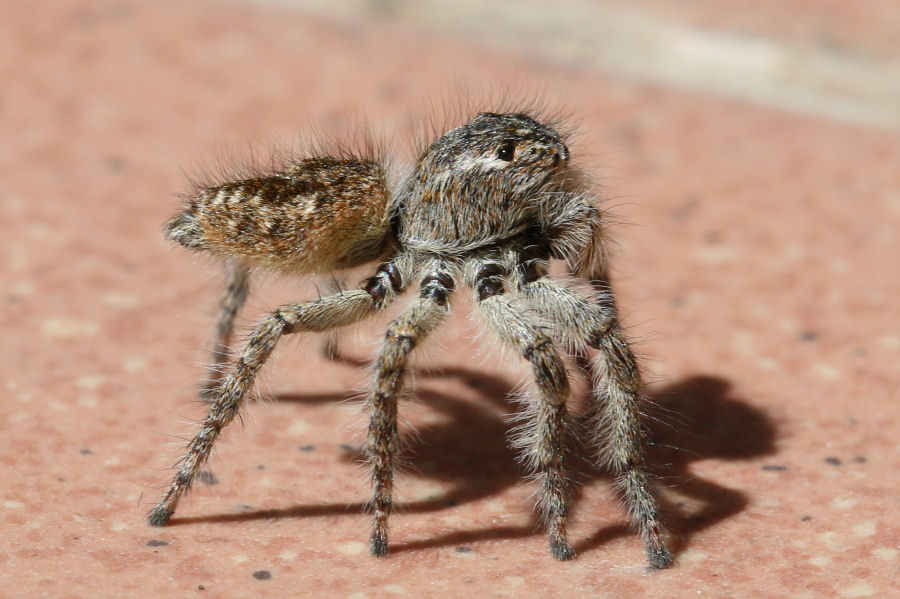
(165, 157, 391, 273)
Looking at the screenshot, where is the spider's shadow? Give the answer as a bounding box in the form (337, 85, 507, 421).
(170, 353, 776, 558)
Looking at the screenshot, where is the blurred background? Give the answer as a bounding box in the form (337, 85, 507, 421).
(2, 1, 898, 597)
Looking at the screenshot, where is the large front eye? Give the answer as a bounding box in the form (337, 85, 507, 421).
(496, 142, 516, 162)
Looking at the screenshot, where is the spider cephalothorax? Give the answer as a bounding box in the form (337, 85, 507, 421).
(149, 111, 673, 569)
(398, 112, 575, 254)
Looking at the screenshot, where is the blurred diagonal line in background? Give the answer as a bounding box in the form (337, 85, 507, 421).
(258, 0, 900, 131)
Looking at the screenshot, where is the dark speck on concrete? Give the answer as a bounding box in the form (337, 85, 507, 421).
(252, 570, 271, 580)
(80, 449, 93, 455)
(106, 155, 129, 172)
(146, 539, 169, 547)
(762, 464, 788, 472)
(824, 457, 842, 466)
(703, 230, 723, 244)
(800, 516, 813, 522)
(455, 546, 473, 553)
(298, 444, 316, 452)
(608, 121, 643, 151)
(197, 470, 219, 485)
(671, 195, 700, 221)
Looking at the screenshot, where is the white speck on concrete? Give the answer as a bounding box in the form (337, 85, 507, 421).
(852, 521, 876, 537)
(839, 582, 875, 598)
(335, 541, 366, 556)
(41, 318, 100, 338)
(832, 497, 857, 510)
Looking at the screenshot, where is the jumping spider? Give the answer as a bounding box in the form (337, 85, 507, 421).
(150, 111, 673, 569)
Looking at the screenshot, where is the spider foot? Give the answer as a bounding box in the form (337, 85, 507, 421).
(371, 530, 389, 556)
(646, 545, 674, 570)
(147, 505, 173, 527)
(550, 540, 576, 560)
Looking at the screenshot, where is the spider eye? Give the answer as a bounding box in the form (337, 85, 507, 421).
(496, 143, 516, 162)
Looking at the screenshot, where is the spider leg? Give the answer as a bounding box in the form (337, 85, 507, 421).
(368, 268, 454, 556)
(539, 189, 609, 282)
(471, 258, 575, 560)
(200, 261, 250, 400)
(516, 273, 673, 569)
(148, 259, 409, 527)
(318, 273, 350, 361)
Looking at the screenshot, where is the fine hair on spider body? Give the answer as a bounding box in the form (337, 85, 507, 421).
(150, 110, 673, 569)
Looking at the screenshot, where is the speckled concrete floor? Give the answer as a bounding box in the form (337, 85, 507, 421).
(1, 1, 898, 597)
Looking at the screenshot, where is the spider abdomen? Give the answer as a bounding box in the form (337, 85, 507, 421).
(165, 157, 391, 273)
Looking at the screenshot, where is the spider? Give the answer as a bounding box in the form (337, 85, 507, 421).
(149, 111, 673, 569)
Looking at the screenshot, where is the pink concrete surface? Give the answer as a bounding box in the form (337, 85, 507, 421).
(1, 1, 898, 597)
